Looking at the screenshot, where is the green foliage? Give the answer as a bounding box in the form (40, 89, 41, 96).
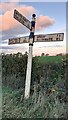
(2, 53, 67, 118)
(2, 52, 27, 89)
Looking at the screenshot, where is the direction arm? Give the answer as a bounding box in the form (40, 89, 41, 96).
(14, 9, 31, 30)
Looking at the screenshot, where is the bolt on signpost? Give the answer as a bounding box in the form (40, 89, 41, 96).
(8, 9, 64, 99)
(24, 14, 36, 98)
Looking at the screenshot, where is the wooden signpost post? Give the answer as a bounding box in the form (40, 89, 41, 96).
(8, 9, 64, 99)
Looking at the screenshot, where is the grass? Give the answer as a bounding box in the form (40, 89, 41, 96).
(2, 76, 67, 118)
(38, 56, 64, 64)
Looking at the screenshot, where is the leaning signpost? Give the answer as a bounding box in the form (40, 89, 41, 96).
(8, 9, 64, 99)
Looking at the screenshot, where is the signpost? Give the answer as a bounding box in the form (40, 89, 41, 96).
(13, 9, 36, 99)
(8, 9, 64, 99)
(9, 33, 64, 45)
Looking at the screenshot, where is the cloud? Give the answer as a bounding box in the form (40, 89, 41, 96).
(36, 16, 55, 30)
(0, 4, 37, 40)
(0, 3, 55, 41)
(58, 26, 66, 33)
(0, 3, 16, 13)
(1, 42, 66, 55)
(0, 3, 55, 31)
(10, 0, 20, 2)
(0, 5, 36, 31)
(33, 45, 66, 56)
(1, 43, 28, 54)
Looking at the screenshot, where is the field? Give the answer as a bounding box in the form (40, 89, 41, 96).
(38, 55, 64, 64)
(1, 54, 67, 119)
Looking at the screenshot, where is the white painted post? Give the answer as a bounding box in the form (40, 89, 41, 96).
(24, 44, 33, 98)
(24, 14, 36, 99)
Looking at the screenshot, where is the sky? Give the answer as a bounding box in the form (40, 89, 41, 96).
(0, 0, 67, 56)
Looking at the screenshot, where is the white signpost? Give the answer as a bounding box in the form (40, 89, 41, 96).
(10, 9, 36, 99)
(8, 9, 64, 99)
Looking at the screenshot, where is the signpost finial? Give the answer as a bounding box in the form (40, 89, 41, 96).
(32, 14, 36, 18)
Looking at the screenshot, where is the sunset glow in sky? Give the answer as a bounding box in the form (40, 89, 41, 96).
(0, 1, 67, 56)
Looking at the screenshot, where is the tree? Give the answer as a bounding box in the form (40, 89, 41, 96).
(41, 53, 45, 56)
(46, 53, 49, 56)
